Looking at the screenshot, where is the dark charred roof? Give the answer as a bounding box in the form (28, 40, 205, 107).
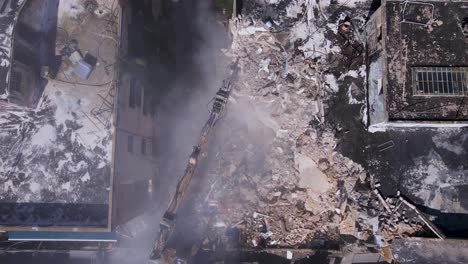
(385, 0, 468, 121)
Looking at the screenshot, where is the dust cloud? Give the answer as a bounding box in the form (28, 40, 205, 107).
(110, 0, 238, 263)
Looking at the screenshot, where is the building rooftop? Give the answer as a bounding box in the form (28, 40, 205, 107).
(391, 238, 468, 264)
(385, 0, 468, 121)
(0, 0, 119, 230)
(0, 0, 25, 98)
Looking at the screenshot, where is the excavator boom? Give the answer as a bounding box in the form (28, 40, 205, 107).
(149, 59, 239, 262)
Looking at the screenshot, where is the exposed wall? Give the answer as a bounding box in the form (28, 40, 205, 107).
(366, 6, 387, 126)
(114, 72, 158, 225)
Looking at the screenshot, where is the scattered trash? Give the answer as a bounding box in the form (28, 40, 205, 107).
(207, 201, 219, 213)
(252, 238, 258, 247)
(373, 189, 392, 213)
(260, 231, 273, 240)
(69, 51, 83, 64)
(74, 60, 93, 79)
(264, 20, 273, 29)
(214, 222, 226, 227)
(341, 20, 352, 31)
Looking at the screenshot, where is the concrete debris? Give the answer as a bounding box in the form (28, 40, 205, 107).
(198, 0, 364, 248)
(339, 213, 356, 236)
(398, 196, 446, 239)
(194, 0, 433, 255)
(373, 189, 392, 213)
(361, 189, 442, 244)
(295, 153, 332, 196)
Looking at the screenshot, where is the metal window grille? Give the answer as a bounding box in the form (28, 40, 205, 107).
(412, 67, 468, 96)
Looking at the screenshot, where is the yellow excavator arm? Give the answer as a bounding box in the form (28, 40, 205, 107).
(149, 59, 239, 263)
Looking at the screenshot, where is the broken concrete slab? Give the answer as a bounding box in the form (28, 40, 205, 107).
(295, 153, 332, 196)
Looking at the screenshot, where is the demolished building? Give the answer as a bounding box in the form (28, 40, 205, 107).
(159, 0, 468, 263)
(0, 0, 466, 263)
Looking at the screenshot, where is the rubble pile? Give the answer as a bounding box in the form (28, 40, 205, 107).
(204, 125, 367, 247)
(357, 190, 443, 243)
(378, 202, 426, 242)
(198, 0, 371, 249)
(194, 0, 435, 256)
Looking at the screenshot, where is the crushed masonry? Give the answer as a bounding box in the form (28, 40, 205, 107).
(192, 0, 438, 257)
